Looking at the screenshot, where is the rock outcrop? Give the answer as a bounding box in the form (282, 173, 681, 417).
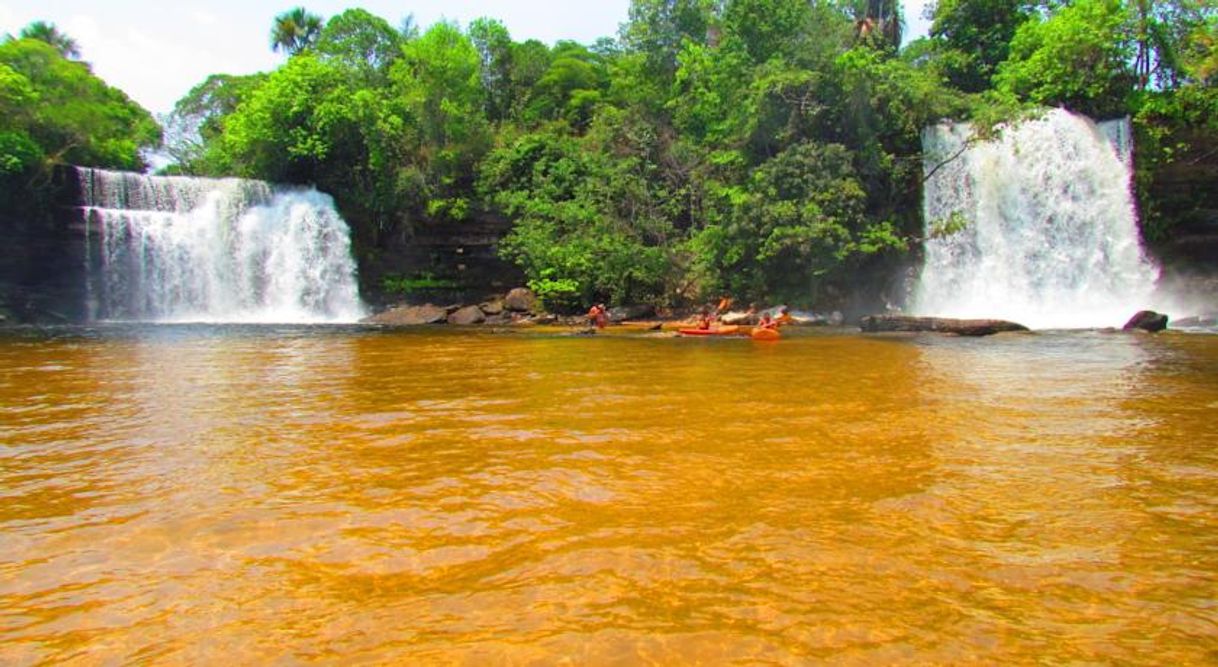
(447, 305, 486, 325)
(364, 303, 449, 325)
(504, 287, 537, 313)
(1123, 310, 1169, 332)
(607, 304, 656, 322)
(860, 315, 1029, 336)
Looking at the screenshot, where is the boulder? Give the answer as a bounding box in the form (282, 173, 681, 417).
(608, 304, 656, 322)
(860, 314, 1029, 336)
(504, 287, 538, 313)
(1123, 310, 1169, 333)
(447, 305, 486, 325)
(364, 303, 448, 325)
(480, 300, 505, 316)
(719, 310, 756, 325)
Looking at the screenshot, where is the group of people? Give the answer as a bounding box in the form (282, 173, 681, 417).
(587, 298, 790, 331)
(696, 298, 788, 331)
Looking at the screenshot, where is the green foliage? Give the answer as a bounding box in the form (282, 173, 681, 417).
(0, 130, 42, 175)
(691, 141, 906, 303)
(527, 272, 583, 312)
(0, 37, 160, 171)
(928, 210, 970, 239)
(481, 127, 673, 306)
(995, 0, 1137, 118)
(134, 0, 1214, 311)
(929, 0, 1034, 91)
(621, 0, 717, 78)
(18, 21, 80, 60)
(315, 8, 402, 80)
(163, 72, 265, 172)
(381, 272, 459, 294)
(271, 7, 324, 56)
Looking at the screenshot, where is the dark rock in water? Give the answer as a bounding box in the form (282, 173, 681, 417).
(860, 314, 1029, 336)
(364, 303, 448, 325)
(504, 287, 537, 313)
(607, 304, 655, 322)
(447, 305, 486, 325)
(1123, 310, 1168, 332)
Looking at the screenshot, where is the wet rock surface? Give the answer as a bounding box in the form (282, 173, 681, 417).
(860, 315, 1030, 336)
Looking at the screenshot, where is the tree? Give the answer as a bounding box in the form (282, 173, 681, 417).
(1128, 0, 1213, 89)
(719, 0, 814, 63)
(315, 8, 402, 80)
(469, 18, 514, 121)
(847, 0, 903, 51)
(162, 72, 266, 173)
(621, 0, 720, 78)
(525, 42, 609, 129)
(480, 128, 675, 308)
(691, 141, 904, 303)
(995, 0, 1137, 118)
(18, 21, 81, 60)
(270, 7, 323, 56)
(0, 38, 159, 171)
(927, 0, 1033, 91)
(391, 22, 491, 219)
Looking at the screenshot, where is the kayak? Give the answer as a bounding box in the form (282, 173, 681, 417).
(751, 327, 781, 340)
(678, 325, 741, 336)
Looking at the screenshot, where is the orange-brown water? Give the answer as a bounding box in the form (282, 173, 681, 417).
(2, 325, 1217, 664)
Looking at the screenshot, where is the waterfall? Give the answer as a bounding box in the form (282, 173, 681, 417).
(77, 168, 365, 323)
(912, 109, 1160, 329)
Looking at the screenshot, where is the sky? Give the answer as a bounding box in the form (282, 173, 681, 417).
(0, 0, 931, 117)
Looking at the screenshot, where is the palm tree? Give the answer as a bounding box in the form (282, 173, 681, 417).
(851, 0, 903, 51)
(19, 21, 82, 59)
(270, 7, 323, 56)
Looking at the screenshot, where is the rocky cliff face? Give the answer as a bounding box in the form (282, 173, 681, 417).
(1146, 150, 1218, 311)
(0, 168, 89, 322)
(356, 210, 523, 310)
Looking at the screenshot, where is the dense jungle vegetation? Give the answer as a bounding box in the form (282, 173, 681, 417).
(2, 1, 1216, 311)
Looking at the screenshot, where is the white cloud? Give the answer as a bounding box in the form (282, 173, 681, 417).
(0, 4, 15, 35)
(190, 9, 218, 27)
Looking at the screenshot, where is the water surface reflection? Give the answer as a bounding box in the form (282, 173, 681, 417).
(1, 327, 1216, 663)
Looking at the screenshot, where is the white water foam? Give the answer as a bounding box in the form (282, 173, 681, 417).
(78, 168, 365, 323)
(913, 109, 1161, 329)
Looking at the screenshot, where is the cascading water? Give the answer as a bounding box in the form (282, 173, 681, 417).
(913, 109, 1160, 329)
(77, 168, 365, 323)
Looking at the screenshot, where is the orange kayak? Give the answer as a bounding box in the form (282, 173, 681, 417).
(751, 327, 780, 340)
(678, 325, 741, 336)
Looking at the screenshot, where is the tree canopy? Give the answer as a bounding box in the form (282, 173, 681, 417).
(0, 34, 159, 176)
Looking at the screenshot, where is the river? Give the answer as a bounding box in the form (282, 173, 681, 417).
(2, 325, 1216, 663)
